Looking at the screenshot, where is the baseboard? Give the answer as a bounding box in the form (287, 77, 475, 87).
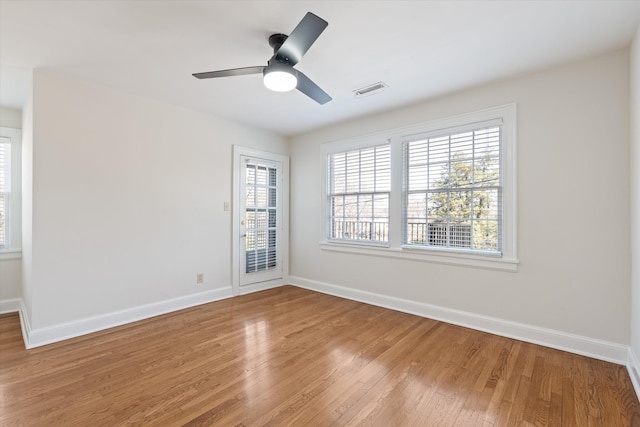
(290, 276, 629, 365)
(19, 299, 31, 349)
(0, 298, 22, 314)
(4, 281, 631, 364)
(24, 287, 234, 349)
(628, 349, 640, 400)
(0, 298, 31, 349)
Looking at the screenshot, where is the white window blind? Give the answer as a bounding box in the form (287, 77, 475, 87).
(404, 120, 502, 254)
(328, 144, 391, 243)
(244, 161, 278, 273)
(0, 136, 11, 248)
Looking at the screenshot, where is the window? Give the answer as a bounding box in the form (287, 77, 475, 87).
(327, 144, 390, 244)
(0, 136, 10, 248)
(0, 127, 21, 256)
(321, 105, 517, 271)
(245, 161, 278, 272)
(404, 120, 502, 255)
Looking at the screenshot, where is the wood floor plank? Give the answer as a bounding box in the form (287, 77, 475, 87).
(1, 286, 639, 426)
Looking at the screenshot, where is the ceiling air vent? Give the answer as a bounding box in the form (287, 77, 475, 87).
(353, 81, 387, 98)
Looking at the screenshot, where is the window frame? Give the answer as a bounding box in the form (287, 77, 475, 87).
(320, 104, 517, 271)
(0, 126, 22, 259)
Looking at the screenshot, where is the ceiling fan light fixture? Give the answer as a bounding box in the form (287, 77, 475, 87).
(263, 64, 297, 92)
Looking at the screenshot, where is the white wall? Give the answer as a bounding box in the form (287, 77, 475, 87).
(290, 49, 631, 346)
(0, 107, 22, 129)
(0, 107, 23, 302)
(25, 70, 288, 330)
(0, 259, 21, 301)
(630, 27, 640, 363)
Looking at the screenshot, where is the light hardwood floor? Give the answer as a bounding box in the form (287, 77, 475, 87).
(1, 286, 639, 426)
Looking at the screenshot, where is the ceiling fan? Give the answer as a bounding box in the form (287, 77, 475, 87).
(193, 12, 331, 105)
(193, 12, 331, 104)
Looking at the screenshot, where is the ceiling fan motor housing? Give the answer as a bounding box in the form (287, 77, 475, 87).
(268, 33, 289, 53)
(268, 33, 294, 66)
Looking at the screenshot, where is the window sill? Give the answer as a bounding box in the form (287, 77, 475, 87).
(0, 250, 22, 261)
(319, 241, 518, 272)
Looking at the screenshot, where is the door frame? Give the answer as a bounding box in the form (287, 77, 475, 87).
(232, 145, 289, 296)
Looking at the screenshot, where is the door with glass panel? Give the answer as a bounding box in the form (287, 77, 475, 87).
(239, 156, 282, 286)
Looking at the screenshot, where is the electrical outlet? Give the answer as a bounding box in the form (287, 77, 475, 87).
(196, 273, 204, 285)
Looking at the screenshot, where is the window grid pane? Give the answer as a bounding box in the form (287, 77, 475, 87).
(328, 144, 390, 243)
(404, 126, 502, 253)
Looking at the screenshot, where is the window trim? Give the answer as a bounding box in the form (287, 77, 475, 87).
(0, 126, 22, 258)
(320, 104, 518, 272)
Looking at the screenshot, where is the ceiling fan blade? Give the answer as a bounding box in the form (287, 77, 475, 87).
(275, 12, 328, 65)
(193, 66, 264, 79)
(296, 70, 331, 105)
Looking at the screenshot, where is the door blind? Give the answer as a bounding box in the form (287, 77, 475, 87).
(245, 160, 278, 273)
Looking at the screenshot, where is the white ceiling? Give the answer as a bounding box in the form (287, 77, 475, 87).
(1, 0, 639, 136)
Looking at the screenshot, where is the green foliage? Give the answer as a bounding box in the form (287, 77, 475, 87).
(428, 153, 499, 251)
